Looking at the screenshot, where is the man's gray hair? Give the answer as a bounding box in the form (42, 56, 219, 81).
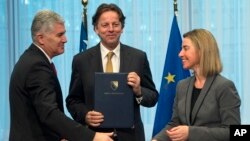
(31, 9, 64, 42)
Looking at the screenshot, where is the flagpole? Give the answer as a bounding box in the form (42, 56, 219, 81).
(79, 0, 88, 52)
(82, 0, 88, 35)
(174, 0, 178, 16)
(152, 0, 190, 137)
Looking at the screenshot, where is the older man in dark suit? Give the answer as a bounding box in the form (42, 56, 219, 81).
(9, 9, 113, 141)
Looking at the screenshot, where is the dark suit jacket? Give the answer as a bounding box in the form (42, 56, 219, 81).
(9, 44, 95, 141)
(153, 74, 241, 141)
(66, 43, 159, 141)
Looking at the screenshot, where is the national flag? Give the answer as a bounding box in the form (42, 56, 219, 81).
(152, 15, 190, 137)
(79, 18, 88, 52)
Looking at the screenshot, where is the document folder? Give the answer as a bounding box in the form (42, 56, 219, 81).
(94, 73, 134, 128)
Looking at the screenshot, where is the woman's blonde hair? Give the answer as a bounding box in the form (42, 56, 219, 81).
(183, 29, 222, 77)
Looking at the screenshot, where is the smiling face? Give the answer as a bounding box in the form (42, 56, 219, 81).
(179, 37, 200, 71)
(37, 23, 67, 58)
(94, 11, 123, 50)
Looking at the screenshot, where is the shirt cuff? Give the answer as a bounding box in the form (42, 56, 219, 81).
(136, 96, 143, 104)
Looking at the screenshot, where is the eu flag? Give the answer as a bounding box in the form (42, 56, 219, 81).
(152, 15, 190, 136)
(79, 21, 88, 52)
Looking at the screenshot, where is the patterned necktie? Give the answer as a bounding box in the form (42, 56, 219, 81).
(106, 52, 114, 73)
(50, 62, 57, 76)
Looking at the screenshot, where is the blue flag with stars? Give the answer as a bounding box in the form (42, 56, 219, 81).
(152, 15, 190, 137)
(79, 21, 88, 52)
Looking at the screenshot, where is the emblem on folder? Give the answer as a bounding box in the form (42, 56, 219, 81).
(110, 81, 119, 91)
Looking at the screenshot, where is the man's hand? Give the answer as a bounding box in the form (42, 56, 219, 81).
(93, 132, 114, 141)
(127, 72, 142, 96)
(85, 110, 104, 127)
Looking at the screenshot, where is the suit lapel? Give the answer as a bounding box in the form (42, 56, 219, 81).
(31, 43, 64, 112)
(119, 44, 132, 72)
(190, 75, 217, 124)
(90, 45, 103, 72)
(185, 76, 195, 125)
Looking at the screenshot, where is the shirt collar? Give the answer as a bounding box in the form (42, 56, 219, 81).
(100, 43, 120, 59)
(33, 43, 52, 63)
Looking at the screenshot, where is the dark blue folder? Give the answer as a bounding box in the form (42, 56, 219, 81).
(94, 73, 134, 128)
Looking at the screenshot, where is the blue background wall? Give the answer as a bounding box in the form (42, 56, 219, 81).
(1, 0, 249, 140)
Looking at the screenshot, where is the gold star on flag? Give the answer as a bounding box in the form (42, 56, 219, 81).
(165, 72, 175, 84)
